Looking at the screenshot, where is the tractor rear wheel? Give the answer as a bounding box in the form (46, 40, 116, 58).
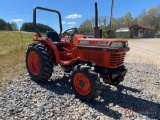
(26, 43, 54, 81)
(70, 65, 102, 101)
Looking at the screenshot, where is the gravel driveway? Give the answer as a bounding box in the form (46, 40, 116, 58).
(0, 38, 160, 120)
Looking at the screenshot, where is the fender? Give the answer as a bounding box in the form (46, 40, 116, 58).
(33, 37, 60, 64)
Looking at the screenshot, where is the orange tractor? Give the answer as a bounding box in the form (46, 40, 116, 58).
(26, 3, 130, 100)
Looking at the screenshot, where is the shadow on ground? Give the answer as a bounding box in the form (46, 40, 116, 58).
(33, 76, 160, 119)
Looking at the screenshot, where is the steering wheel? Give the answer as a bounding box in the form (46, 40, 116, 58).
(63, 31, 70, 38)
(61, 28, 78, 38)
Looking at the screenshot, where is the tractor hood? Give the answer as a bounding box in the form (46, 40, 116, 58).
(73, 34, 129, 51)
(78, 38, 128, 47)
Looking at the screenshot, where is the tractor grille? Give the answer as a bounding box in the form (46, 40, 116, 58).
(109, 53, 125, 67)
(84, 52, 104, 64)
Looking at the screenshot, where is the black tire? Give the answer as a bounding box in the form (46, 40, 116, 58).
(111, 76, 124, 86)
(70, 65, 102, 101)
(26, 43, 54, 81)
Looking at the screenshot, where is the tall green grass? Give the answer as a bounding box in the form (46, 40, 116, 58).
(0, 31, 34, 90)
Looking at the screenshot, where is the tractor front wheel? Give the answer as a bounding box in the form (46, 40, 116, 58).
(70, 65, 102, 101)
(26, 43, 54, 81)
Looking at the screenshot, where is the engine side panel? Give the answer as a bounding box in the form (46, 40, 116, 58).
(72, 34, 129, 68)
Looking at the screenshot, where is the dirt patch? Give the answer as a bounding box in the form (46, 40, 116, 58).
(126, 38, 160, 68)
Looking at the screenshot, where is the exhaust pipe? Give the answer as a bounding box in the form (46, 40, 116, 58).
(99, 29, 102, 38)
(94, 2, 99, 38)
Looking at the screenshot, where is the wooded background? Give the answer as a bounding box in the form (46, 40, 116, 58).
(0, 5, 160, 37)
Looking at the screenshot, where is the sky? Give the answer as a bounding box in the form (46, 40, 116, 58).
(0, 0, 159, 32)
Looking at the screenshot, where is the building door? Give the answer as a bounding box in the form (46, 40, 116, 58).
(138, 29, 143, 38)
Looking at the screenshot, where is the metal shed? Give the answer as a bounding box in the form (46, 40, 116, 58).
(130, 25, 155, 38)
(157, 31, 160, 38)
(115, 28, 130, 38)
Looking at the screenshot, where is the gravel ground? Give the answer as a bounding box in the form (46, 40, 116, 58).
(0, 38, 160, 120)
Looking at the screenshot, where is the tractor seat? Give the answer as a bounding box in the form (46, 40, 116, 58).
(47, 31, 60, 42)
(46, 31, 68, 44)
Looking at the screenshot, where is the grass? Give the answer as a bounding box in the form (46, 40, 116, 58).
(0, 31, 34, 90)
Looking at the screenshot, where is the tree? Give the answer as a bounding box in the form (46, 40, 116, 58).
(77, 5, 160, 35)
(6, 22, 12, 30)
(89, 16, 108, 29)
(98, 17, 102, 27)
(124, 12, 132, 27)
(0, 18, 14, 31)
(99, 16, 108, 29)
(137, 9, 149, 26)
(11, 22, 18, 31)
(102, 16, 108, 29)
(0, 19, 9, 30)
(136, 7, 160, 31)
(131, 18, 139, 26)
(90, 17, 95, 28)
(21, 22, 54, 32)
(147, 7, 160, 28)
(78, 19, 93, 34)
(112, 17, 125, 30)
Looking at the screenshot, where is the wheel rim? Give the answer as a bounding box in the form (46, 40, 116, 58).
(28, 51, 41, 75)
(73, 73, 91, 95)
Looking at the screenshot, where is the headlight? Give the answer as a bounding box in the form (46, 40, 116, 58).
(109, 42, 124, 48)
(109, 42, 128, 48)
(125, 42, 128, 47)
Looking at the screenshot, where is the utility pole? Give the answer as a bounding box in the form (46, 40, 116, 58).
(110, 0, 114, 29)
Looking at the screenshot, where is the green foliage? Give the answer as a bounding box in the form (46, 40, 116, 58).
(129, 29, 134, 38)
(111, 6, 160, 32)
(0, 31, 33, 87)
(102, 29, 115, 38)
(78, 19, 93, 34)
(6, 22, 12, 31)
(77, 5, 160, 38)
(147, 7, 160, 30)
(124, 12, 132, 27)
(102, 30, 108, 38)
(0, 18, 18, 31)
(21, 22, 55, 32)
(0, 19, 7, 30)
(0, 19, 12, 31)
(11, 22, 18, 31)
(108, 29, 115, 38)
